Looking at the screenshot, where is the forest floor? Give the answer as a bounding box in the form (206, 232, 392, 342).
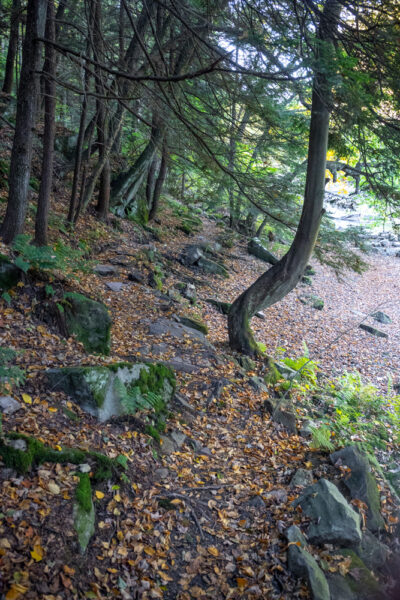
(0, 178, 399, 599)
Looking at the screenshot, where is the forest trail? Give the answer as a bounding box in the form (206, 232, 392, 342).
(0, 208, 399, 600)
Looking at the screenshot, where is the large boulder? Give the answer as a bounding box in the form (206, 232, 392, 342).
(330, 446, 385, 533)
(285, 525, 330, 600)
(45, 362, 175, 422)
(62, 292, 112, 355)
(247, 238, 278, 265)
(327, 550, 384, 600)
(293, 479, 362, 546)
(0, 255, 22, 290)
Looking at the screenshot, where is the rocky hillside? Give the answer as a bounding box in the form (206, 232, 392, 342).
(0, 202, 399, 600)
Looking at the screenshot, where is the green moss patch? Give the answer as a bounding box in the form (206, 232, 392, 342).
(0, 433, 124, 481)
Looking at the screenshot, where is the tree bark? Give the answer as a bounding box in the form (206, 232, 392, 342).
(228, 0, 341, 355)
(35, 0, 56, 246)
(149, 144, 168, 221)
(0, 0, 47, 244)
(2, 0, 21, 95)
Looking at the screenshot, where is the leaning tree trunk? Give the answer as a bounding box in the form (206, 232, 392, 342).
(0, 0, 47, 244)
(2, 0, 21, 95)
(35, 0, 56, 246)
(228, 0, 341, 356)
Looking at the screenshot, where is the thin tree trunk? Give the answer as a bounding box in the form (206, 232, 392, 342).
(35, 0, 56, 246)
(0, 0, 47, 244)
(2, 0, 21, 95)
(149, 144, 168, 221)
(228, 0, 341, 355)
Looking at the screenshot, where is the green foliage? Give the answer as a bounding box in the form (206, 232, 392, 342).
(0, 347, 25, 392)
(12, 235, 91, 278)
(282, 355, 319, 387)
(310, 424, 335, 452)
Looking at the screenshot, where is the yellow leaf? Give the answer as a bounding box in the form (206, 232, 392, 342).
(22, 394, 32, 404)
(169, 498, 181, 505)
(48, 407, 57, 413)
(6, 584, 28, 599)
(31, 545, 44, 561)
(47, 482, 60, 495)
(95, 491, 105, 500)
(144, 546, 156, 556)
(55, 445, 62, 451)
(207, 546, 219, 557)
(236, 578, 247, 591)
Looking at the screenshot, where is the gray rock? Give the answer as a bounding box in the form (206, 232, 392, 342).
(148, 318, 209, 344)
(62, 292, 111, 355)
(249, 376, 269, 394)
(274, 361, 297, 380)
(170, 430, 186, 448)
(0, 256, 22, 290)
(265, 488, 288, 503)
(182, 283, 197, 304)
(94, 264, 118, 276)
(247, 238, 278, 265)
(355, 530, 390, 571)
(45, 362, 175, 422)
(176, 316, 208, 335)
(371, 311, 391, 325)
(327, 574, 356, 600)
(197, 256, 229, 278)
(286, 525, 330, 600)
(106, 281, 124, 292)
(246, 495, 266, 510)
(293, 479, 362, 546)
(290, 468, 314, 489)
(154, 467, 169, 481)
(159, 435, 177, 455)
(331, 446, 385, 533)
(359, 324, 388, 338)
(181, 245, 203, 266)
(127, 269, 145, 284)
(0, 396, 21, 415)
(9, 438, 27, 451)
(272, 401, 297, 434)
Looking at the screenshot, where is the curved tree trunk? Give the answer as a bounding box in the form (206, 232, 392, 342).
(228, 0, 341, 355)
(0, 0, 47, 244)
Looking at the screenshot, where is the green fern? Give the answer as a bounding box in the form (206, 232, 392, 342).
(114, 379, 166, 416)
(310, 425, 335, 452)
(0, 347, 25, 391)
(12, 235, 91, 278)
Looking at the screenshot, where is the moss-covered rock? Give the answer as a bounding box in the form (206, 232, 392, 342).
(177, 316, 208, 335)
(0, 255, 22, 290)
(248, 239, 278, 265)
(328, 550, 382, 599)
(331, 446, 385, 533)
(198, 256, 229, 278)
(62, 292, 111, 355)
(74, 473, 95, 553)
(206, 298, 231, 315)
(45, 362, 175, 422)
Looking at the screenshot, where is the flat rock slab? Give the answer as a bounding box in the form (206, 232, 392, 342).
(247, 238, 278, 265)
(148, 318, 210, 345)
(94, 264, 119, 276)
(106, 282, 124, 292)
(359, 324, 388, 338)
(293, 478, 362, 546)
